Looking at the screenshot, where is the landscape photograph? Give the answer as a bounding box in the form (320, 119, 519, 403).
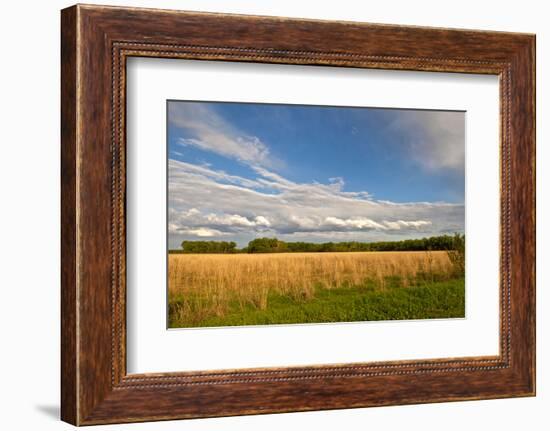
(167, 100, 465, 328)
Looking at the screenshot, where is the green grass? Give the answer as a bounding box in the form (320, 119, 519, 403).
(169, 277, 465, 328)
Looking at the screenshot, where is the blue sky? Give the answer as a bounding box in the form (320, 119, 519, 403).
(167, 100, 465, 248)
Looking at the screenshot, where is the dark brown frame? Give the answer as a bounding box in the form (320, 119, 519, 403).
(61, 4, 536, 426)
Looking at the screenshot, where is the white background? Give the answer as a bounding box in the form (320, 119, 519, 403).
(0, 0, 547, 430)
(127, 59, 500, 373)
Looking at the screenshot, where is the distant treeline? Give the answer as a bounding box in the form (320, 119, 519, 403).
(173, 241, 238, 254)
(168, 234, 465, 254)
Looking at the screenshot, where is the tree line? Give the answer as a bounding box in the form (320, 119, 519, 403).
(169, 234, 465, 254)
(173, 240, 238, 254)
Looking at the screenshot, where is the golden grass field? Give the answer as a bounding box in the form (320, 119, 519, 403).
(168, 251, 457, 326)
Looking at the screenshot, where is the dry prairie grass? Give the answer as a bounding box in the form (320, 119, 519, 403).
(168, 251, 455, 325)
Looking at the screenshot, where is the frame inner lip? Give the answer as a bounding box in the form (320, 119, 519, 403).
(115, 44, 511, 384)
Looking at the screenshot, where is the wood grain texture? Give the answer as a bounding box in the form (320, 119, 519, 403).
(60, 5, 78, 425)
(60, 4, 535, 425)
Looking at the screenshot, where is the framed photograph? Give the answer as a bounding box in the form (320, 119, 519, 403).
(61, 4, 535, 425)
(165, 100, 467, 330)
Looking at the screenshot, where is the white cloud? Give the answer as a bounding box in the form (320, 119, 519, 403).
(168, 159, 264, 189)
(383, 220, 432, 230)
(389, 110, 465, 172)
(166, 103, 465, 247)
(168, 159, 463, 247)
(169, 102, 278, 167)
(175, 227, 227, 237)
(324, 216, 385, 230)
(205, 213, 272, 228)
(323, 216, 430, 231)
(254, 216, 271, 227)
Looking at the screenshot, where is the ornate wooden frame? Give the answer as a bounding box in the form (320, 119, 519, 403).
(61, 4, 535, 425)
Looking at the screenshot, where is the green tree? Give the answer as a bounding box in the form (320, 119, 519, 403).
(446, 233, 465, 276)
(247, 237, 281, 253)
(181, 240, 237, 254)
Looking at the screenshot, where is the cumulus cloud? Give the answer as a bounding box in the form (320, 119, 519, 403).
(205, 213, 272, 228)
(324, 217, 431, 231)
(179, 228, 227, 237)
(168, 220, 227, 238)
(167, 104, 465, 246)
(168, 159, 463, 246)
(169, 102, 279, 168)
